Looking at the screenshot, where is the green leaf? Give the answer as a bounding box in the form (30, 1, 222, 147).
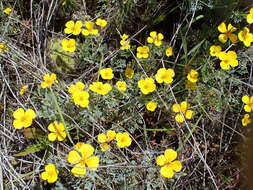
(13, 143, 47, 157)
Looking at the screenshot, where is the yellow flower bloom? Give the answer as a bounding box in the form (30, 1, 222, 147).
(246, 7, 253, 24)
(120, 36, 131, 50)
(3, 8, 12, 15)
(67, 143, 99, 177)
(209, 45, 222, 57)
(19, 85, 28, 95)
(238, 27, 253, 47)
(125, 67, 134, 79)
(218, 51, 238, 70)
(40, 164, 59, 183)
(64, 20, 82, 35)
(72, 91, 90, 108)
(136, 46, 149, 59)
(89, 82, 112, 95)
(99, 68, 114, 80)
(242, 114, 251, 127)
(68, 81, 85, 94)
(217, 22, 237, 43)
(155, 68, 175, 84)
(156, 149, 182, 178)
(82, 21, 99, 36)
(172, 101, 193, 123)
(0, 43, 8, 53)
(187, 69, 199, 83)
(242, 95, 253, 112)
(138, 77, 156, 95)
(121, 34, 129, 40)
(146, 101, 157, 112)
(165, 47, 173, 57)
(116, 81, 127, 91)
(147, 31, 164, 46)
(96, 18, 107, 28)
(12, 108, 36, 129)
(116, 132, 132, 148)
(41, 73, 57, 88)
(97, 130, 116, 151)
(62, 38, 76, 52)
(47, 121, 67, 141)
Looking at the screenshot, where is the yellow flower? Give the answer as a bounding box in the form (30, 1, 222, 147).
(19, 85, 28, 95)
(62, 39, 76, 52)
(67, 143, 99, 177)
(40, 164, 59, 183)
(120, 34, 130, 50)
(238, 27, 253, 47)
(0, 43, 8, 53)
(136, 46, 149, 59)
(165, 47, 173, 57)
(155, 68, 175, 84)
(187, 69, 199, 83)
(41, 73, 57, 88)
(116, 81, 127, 91)
(3, 8, 12, 15)
(96, 18, 107, 28)
(147, 31, 164, 46)
(125, 67, 134, 79)
(156, 149, 182, 178)
(64, 20, 82, 35)
(97, 130, 116, 151)
(242, 114, 251, 127)
(218, 51, 238, 70)
(218, 22, 237, 43)
(138, 77, 156, 95)
(246, 7, 253, 24)
(209, 45, 222, 57)
(172, 101, 193, 123)
(89, 82, 112, 95)
(100, 68, 114, 80)
(146, 101, 157, 112)
(82, 21, 99, 36)
(12, 108, 36, 129)
(68, 81, 85, 94)
(185, 80, 197, 90)
(47, 121, 67, 141)
(242, 95, 253, 112)
(116, 132, 132, 148)
(72, 91, 90, 108)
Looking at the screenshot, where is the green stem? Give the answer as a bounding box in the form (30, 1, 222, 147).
(50, 87, 74, 145)
(97, 53, 104, 81)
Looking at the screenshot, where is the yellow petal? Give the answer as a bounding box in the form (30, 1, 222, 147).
(229, 33, 238, 43)
(164, 149, 177, 162)
(45, 164, 57, 172)
(156, 155, 166, 166)
(40, 171, 48, 180)
(25, 109, 36, 119)
(244, 105, 252, 112)
(13, 108, 24, 119)
(75, 143, 94, 158)
(85, 156, 99, 171)
(65, 20, 74, 28)
(147, 37, 154, 43)
(71, 165, 86, 177)
(97, 133, 107, 143)
(185, 110, 193, 119)
(106, 130, 116, 141)
(13, 120, 23, 129)
(242, 96, 250, 104)
(100, 143, 110, 151)
(48, 133, 57, 141)
(172, 104, 180, 113)
(218, 22, 227, 33)
(170, 160, 182, 172)
(67, 150, 81, 164)
(175, 114, 185, 123)
(160, 165, 174, 178)
(218, 34, 228, 43)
